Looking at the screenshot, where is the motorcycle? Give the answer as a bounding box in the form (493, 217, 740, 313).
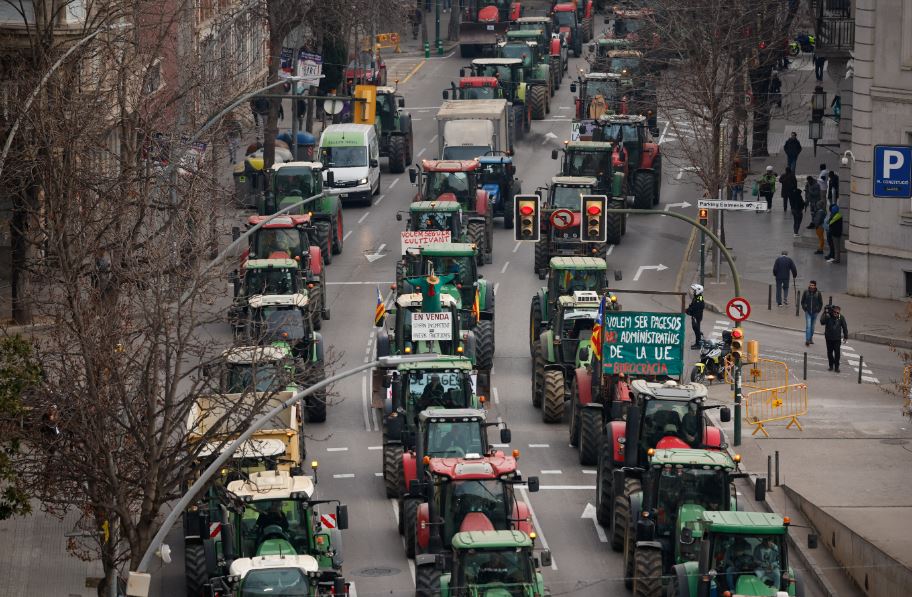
(690, 330, 731, 383)
(789, 32, 815, 56)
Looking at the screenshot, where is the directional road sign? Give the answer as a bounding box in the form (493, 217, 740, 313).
(697, 199, 768, 211)
(726, 297, 751, 322)
(873, 145, 912, 198)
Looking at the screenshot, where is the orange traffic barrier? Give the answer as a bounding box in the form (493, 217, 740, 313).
(744, 383, 808, 437)
(724, 356, 790, 391)
(376, 32, 401, 53)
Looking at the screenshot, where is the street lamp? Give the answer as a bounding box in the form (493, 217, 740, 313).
(125, 353, 440, 596)
(809, 86, 827, 156)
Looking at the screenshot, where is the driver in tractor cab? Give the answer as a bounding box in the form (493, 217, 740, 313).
(476, 551, 516, 585)
(588, 94, 610, 119)
(255, 501, 290, 537)
(419, 374, 446, 409)
(753, 537, 781, 586)
(680, 410, 699, 445)
(440, 172, 469, 197)
(648, 409, 681, 446)
(725, 538, 756, 591)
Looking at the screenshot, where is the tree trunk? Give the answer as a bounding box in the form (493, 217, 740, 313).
(10, 191, 31, 324)
(264, 33, 284, 170)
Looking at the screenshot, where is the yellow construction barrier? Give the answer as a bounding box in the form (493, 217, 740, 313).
(376, 33, 401, 53)
(744, 383, 808, 437)
(724, 356, 790, 391)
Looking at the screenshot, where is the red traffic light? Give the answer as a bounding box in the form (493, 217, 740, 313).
(732, 328, 743, 339)
(586, 205, 602, 216)
(519, 205, 534, 216)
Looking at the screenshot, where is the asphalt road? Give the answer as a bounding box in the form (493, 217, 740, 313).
(154, 37, 844, 597)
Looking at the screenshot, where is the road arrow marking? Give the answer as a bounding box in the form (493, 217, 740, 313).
(542, 131, 558, 145)
(676, 166, 701, 180)
(365, 243, 387, 263)
(664, 201, 692, 212)
(582, 503, 608, 543)
(633, 264, 668, 281)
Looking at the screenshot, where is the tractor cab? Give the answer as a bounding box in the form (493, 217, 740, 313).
(604, 49, 644, 80)
(234, 258, 301, 298)
(245, 294, 313, 359)
(553, 140, 623, 197)
(611, 7, 655, 43)
(546, 175, 597, 210)
(447, 531, 548, 595)
(410, 160, 482, 204)
(462, 58, 526, 102)
(223, 552, 347, 597)
(219, 345, 295, 395)
(402, 201, 467, 242)
(262, 162, 324, 214)
(378, 292, 469, 360)
(399, 243, 479, 309)
(497, 38, 538, 69)
(375, 86, 405, 133)
(553, 291, 601, 363)
(599, 114, 650, 168)
(448, 76, 504, 101)
(477, 153, 521, 227)
(548, 257, 607, 296)
(590, 37, 633, 61)
(571, 72, 625, 120)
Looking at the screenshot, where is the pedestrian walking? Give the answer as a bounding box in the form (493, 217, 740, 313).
(800, 281, 823, 345)
(770, 72, 783, 107)
(811, 198, 827, 254)
(827, 170, 840, 204)
(783, 132, 802, 173)
(225, 116, 242, 164)
(825, 204, 843, 263)
(758, 166, 777, 211)
(731, 159, 746, 200)
(686, 284, 705, 348)
(818, 163, 830, 197)
(804, 176, 821, 213)
(820, 304, 848, 372)
(789, 186, 805, 235)
(779, 167, 797, 212)
(813, 53, 826, 81)
(772, 250, 798, 306)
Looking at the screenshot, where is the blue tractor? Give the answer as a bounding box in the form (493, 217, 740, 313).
(478, 153, 523, 229)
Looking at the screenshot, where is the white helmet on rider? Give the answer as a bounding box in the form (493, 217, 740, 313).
(690, 283, 704, 296)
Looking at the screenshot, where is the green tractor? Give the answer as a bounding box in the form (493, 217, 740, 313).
(396, 242, 495, 369)
(668, 511, 807, 597)
(496, 36, 551, 119)
(622, 448, 748, 596)
(454, 58, 532, 137)
(551, 140, 628, 243)
(259, 162, 344, 263)
(398, 200, 469, 244)
(432, 530, 552, 597)
(505, 27, 562, 92)
(217, 554, 347, 596)
(376, 86, 414, 173)
(229, 258, 323, 337)
(514, 15, 569, 79)
(529, 256, 609, 356)
(531, 290, 602, 424)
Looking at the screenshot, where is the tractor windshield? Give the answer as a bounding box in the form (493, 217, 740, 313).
(425, 255, 474, 286)
(602, 123, 640, 143)
(427, 420, 484, 458)
(567, 151, 612, 178)
(234, 498, 312, 557)
(425, 171, 475, 202)
(553, 11, 576, 27)
(498, 44, 533, 66)
(550, 185, 591, 209)
(614, 18, 644, 37)
(609, 57, 640, 76)
(408, 370, 471, 413)
(239, 567, 310, 597)
(253, 229, 305, 260)
(275, 169, 316, 198)
(709, 533, 784, 593)
(457, 547, 534, 592)
(319, 145, 368, 168)
(244, 267, 298, 296)
(252, 308, 307, 345)
(586, 80, 621, 102)
(557, 269, 605, 293)
(653, 468, 728, 534)
(411, 210, 458, 233)
(225, 362, 284, 393)
(641, 399, 702, 448)
(461, 86, 498, 100)
(444, 479, 511, 543)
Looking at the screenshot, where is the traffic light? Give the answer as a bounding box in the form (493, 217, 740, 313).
(514, 194, 540, 242)
(698, 208, 709, 228)
(731, 328, 744, 362)
(580, 195, 607, 243)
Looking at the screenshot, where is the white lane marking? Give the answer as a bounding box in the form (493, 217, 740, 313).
(416, 147, 427, 157)
(358, 212, 370, 224)
(411, 118, 422, 121)
(361, 375, 372, 431)
(374, 472, 383, 477)
(368, 445, 382, 450)
(528, 443, 550, 448)
(559, 106, 571, 110)
(326, 447, 349, 452)
(862, 375, 879, 383)
(540, 470, 562, 474)
(350, 582, 358, 597)
(343, 230, 353, 241)
(493, 387, 500, 405)
(429, 134, 438, 144)
(582, 469, 597, 475)
(417, 109, 430, 113)
(388, 178, 399, 190)
(658, 120, 670, 145)
(581, 503, 608, 542)
(374, 194, 385, 206)
(606, 244, 614, 257)
(842, 345, 857, 353)
(518, 487, 557, 570)
(539, 485, 596, 490)
(500, 261, 510, 274)
(494, 282, 500, 294)
(333, 474, 355, 479)
(513, 241, 521, 253)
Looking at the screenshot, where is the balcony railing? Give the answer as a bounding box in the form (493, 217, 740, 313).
(816, 16, 855, 53)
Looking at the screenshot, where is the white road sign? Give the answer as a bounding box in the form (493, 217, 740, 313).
(400, 230, 451, 254)
(411, 312, 453, 341)
(697, 199, 768, 211)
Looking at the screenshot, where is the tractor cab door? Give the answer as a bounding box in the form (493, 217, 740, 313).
(376, 93, 396, 132)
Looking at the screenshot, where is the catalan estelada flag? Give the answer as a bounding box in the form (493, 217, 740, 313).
(374, 286, 386, 326)
(472, 287, 481, 322)
(590, 295, 606, 361)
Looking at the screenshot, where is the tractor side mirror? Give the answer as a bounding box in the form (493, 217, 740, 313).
(442, 90, 449, 100)
(539, 550, 552, 568)
(614, 270, 623, 281)
(527, 476, 540, 492)
(326, 170, 335, 186)
(336, 505, 349, 530)
(499, 427, 512, 444)
(720, 406, 732, 422)
(570, 82, 577, 93)
(408, 168, 418, 184)
(396, 212, 403, 221)
(370, 158, 379, 168)
(398, 97, 405, 108)
(551, 149, 558, 160)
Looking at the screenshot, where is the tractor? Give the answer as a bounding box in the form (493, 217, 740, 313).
(214, 554, 348, 597)
(552, 0, 594, 43)
(570, 71, 627, 123)
(478, 153, 522, 228)
(551, 2, 586, 56)
(531, 290, 601, 424)
(622, 449, 747, 596)
(551, 140, 627, 243)
(592, 380, 731, 545)
(668, 511, 807, 597)
(238, 214, 329, 325)
(396, 242, 495, 371)
(241, 294, 327, 422)
(587, 37, 634, 72)
(459, 0, 523, 58)
(533, 176, 608, 276)
(408, 160, 493, 265)
(397, 200, 468, 244)
(453, 58, 532, 136)
(376, 86, 414, 173)
(504, 28, 560, 93)
(229, 258, 320, 336)
(598, 48, 646, 82)
(403, 452, 539, 594)
(611, 7, 659, 50)
(496, 37, 550, 119)
(258, 162, 344, 263)
(529, 256, 609, 356)
(514, 15, 569, 79)
(599, 114, 662, 208)
(431, 530, 551, 597)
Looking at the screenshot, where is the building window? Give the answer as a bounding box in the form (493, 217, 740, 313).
(904, 1, 912, 68)
(906, 271, 912, 297)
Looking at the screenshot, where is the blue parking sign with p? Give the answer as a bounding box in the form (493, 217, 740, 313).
(873, 145, 912, 198)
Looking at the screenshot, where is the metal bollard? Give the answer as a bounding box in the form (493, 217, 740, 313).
(803, 352, 808, 380)
(858, 355, 863, 384)
(424, 42, 430, 58)
(794, 285, 799, 316)
(768, 284, 772, 310)
(767, 455, 772, 490)
(775, 451, 780, 487)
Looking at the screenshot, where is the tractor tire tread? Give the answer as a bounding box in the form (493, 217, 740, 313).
(578, 408, 602, 465)
(542, 369, 565, 423)
(383, 444, 404, 499)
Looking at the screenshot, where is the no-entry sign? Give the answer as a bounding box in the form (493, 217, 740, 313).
(726, 297, 751, 322)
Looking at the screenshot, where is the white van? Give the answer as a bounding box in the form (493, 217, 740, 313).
(319, 123, 380, 206)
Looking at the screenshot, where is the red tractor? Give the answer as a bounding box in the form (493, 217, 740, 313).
(597, 114, 661, 209)
(459, 0, 524, 58)
(552, 0, 594, 46)
(408, 160, 493, 265)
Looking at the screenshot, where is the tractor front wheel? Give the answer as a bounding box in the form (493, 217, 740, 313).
(310, 286, 323, 331)
(606, 212, 623, 244)
(534, 241, 549, 278)
(633, 545, 664, 597)
(404, 498, 419, 558)
(383, 444, 404, 499)
(568, 385, 581, 447)
(542, 369, 565, 423)
(468, 221, 486, 266)
(529, 296, 542, 357)
(475, 320, 495, 370)
(388, 135, 408, 174)
(531, 342, 544, 408)
(579, 407, 602, 466)
(332, 209, 344, 255)
(504, 195, 514, 229)
(611, 478, 642, 553)
(529, 85, 547, 120)
(596, 439, 614, 528)
(184, 543, 208, 597)
(415, 564, 442, 597)
(314, 221, 332, 265)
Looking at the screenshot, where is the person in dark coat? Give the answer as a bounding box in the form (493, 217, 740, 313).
(800, 281, 823, 346)
(820, 305, 848, 372)
(788, 186, 805, 235)
(772, 251, 798, 306)
(783, 132, 801, 172)
(770, 72, 783, 108)
(779, 167, 798, 212)
(827, 170, 840, 204)
(686, 284, 705, 349)
(825, 204, 843, 263)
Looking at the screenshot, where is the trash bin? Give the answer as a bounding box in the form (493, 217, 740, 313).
(276, 132, 316, 160)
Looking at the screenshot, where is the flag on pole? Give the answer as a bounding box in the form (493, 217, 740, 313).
(590, 295, 606, 361)
(374, 286, 386, 326)
(472, 287, 481, 322)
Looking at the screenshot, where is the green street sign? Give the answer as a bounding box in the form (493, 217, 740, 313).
(601, 311, 686, 377)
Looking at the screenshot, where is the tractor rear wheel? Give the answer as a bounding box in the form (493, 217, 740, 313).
(568, 385, 581, 447)
(529, 296, 542, 357)
(395, 260, 408, 295)
(468, 221, 486, 266)
(633, 173, 656, 210)
(534, 241, 548, 278)
(184, 543, 208, 597)
(542, 369, 565, 423)
(529, 85, 547, 120)
(579, 407, 602, 465)
(596, 437, 614, 527)
(531, 342, 544, 408)
(551, 58, 562, 88)
(332, 210, 344, 255)
(383, 444, 404, 499)
(310, 286, 323, 331)
(415, 564, 442, 597)
(404, 498, 419, 558)
(475, 320, 494, 370)
(633, 546, 664, 597)
(315, 221, 332, 265)
(388, 135, 408, 174)
(606, 212, 623, 244)
(304, 362, 327, 423)
(611, 478, 642, 553)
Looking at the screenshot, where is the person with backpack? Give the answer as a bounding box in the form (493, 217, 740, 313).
(820, 305, 848, 372)
(759, 166, 777, 211)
